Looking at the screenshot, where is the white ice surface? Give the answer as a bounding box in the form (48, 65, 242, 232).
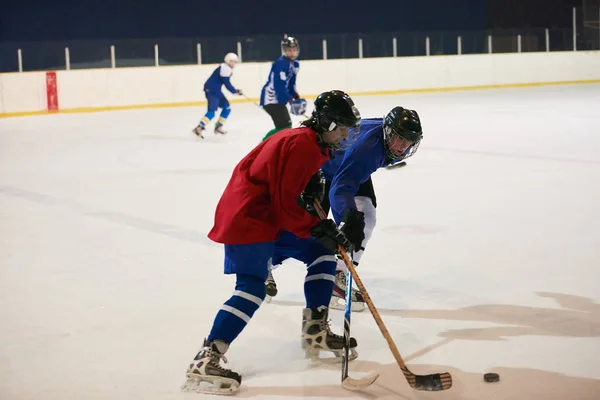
(1, 84, 600, 399)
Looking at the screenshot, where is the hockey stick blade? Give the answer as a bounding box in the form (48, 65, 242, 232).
(341, 271, 379, 391)
(404, 368, 452, 391)
(386, 161, 407, 170)
(313, 200, 453, 393)
(342, 372, 381, 391)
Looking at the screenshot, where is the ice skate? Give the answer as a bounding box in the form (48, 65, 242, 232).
(301, 306, 358, 363)
(181, 338, 241, 395)
(214, 123, 227, 135)
(329, 270, 366, 312)
(264, 268, 278, 303)
(192, 124, 205, 139)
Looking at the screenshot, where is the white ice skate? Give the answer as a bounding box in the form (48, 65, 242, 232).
(181, 338, 241, 395)
(264, 268, 277, 303)
(192, 125, 205, 139)
(214, 123, 227, 135)
(302, 306, 358, 363)
(329, 270, 366, 312)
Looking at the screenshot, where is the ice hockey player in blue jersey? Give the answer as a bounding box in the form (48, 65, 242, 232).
(192, 53, 243, 139)
(265, 106, 423, 312)
(260, 36, 307, 140)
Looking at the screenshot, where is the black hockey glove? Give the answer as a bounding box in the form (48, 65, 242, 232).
(339, 209, 366, 252)
(236, 89, 243, 95)
(296, 170, 326, 217)
(310, 219, 353, 254)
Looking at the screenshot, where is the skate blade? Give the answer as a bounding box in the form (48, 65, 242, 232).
(191, 130, 204, 139)
(342, 372, 380, 391)
(305, 347, 358, 364)
(181, 374, 239, 396)
(264, 295, 272, 303)
(329, 297, 366, 312)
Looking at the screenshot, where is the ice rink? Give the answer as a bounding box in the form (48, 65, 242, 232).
(1, 84, 600, 400)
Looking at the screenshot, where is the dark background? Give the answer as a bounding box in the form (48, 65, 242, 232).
(0, 0, 596, 72)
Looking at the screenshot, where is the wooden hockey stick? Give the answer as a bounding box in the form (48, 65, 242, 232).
(313, 202, 379, 390)
(314, 201, 452, 392)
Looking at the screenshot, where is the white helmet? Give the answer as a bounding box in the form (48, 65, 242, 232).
(224, 53, 239, 65)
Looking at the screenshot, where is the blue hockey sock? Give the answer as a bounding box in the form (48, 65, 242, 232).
(217, 107, 231, 125)
(208, 273, 266, 344)
(200, 110, 216, 127)
(304, 255, 337, 309)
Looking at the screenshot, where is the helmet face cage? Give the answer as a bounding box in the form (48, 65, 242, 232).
(316, 98, 361, 151)
(383, 123, 422, 161)
(329, 124, 361, 151)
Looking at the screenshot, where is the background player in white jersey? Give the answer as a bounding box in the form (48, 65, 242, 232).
(192, 53, 243, 138)
(260, 37, 308, 140)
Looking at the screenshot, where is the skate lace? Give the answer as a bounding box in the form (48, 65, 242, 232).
(336, 271, 361, 295)
(203, 348, 229, 370)
(266, 270, 275, 285)
(335, 271, 346, 289)
(320, 318, 343, 340)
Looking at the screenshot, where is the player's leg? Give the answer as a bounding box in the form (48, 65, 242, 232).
(182, 242, 273, 395)
(330, 177, 377, 312)
(193, 92, 219, 138)
(302, 239, 359, 362)
(275, 231, 358, 361)
(264, 237, 293, 302)
(262, 104, 292, 141)
(215, 94, 231, 134)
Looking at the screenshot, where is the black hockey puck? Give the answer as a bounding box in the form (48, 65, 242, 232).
(483, 373, 500, 383)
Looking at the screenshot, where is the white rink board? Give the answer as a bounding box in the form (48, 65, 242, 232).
(1, 51, 600, 114)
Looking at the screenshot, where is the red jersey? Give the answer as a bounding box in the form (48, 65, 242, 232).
(208, 127, 330, 244)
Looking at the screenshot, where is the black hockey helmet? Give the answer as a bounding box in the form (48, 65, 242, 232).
(282, 36, 300, 59)
(383, 106, 423, 160)
(308, 90, 361, 150)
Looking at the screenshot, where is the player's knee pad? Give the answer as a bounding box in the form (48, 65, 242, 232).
(234, 273, 266, 302)
(220, 107, 231, 119)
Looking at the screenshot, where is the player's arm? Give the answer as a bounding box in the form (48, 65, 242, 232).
(273, 139, 352, 253)
(329, 146, 379, 224)
(219, 65, 238, 94)
(288, 63, 299, 99)
(273, 141, 322, 233)
(273, 60, 292, 104)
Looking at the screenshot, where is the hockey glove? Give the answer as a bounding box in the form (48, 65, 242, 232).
(290, 98, 307, 116)
(310, 219, 353, 254)
(236, 89, 243, 95)
(339, 209, 366, 252)
(296, 170, 326, 217)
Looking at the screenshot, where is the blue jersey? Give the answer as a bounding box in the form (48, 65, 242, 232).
(204, 63, 237, 95)
(328, 118, 391, 223)
(260, 56, 299, 106)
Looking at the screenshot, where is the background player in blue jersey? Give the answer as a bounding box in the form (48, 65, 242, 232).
(260, 36, 308, 140)
(192, 53, 243, 139)
(265, 106, 424, 312)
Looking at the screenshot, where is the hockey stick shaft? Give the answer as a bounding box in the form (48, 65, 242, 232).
(314, 201, 452, 392)
(241, 93, 310, 120)
(241, 93, 263, 109)
(341, 263, 353, 381)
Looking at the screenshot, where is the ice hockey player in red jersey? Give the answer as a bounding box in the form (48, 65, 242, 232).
(181, 90, 363, 395)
